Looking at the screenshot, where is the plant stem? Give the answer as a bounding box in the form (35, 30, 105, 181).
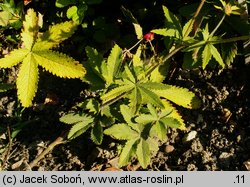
(149, 41, 156, 56)
(162, 45, 186, 63)
(210, 35, 250, 44)
(100, 91, 129, 110)
(27, 131, 67, 170)
(185, 35, 250, 51)
(209, 14, 226, 37)
(145, 45, 185, 78)
(126, 38, 143, 52)
(184, 0, 206, 38)
(1, 126, 13, 169)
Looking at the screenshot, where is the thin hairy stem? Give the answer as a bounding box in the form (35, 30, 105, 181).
(145, 45, 185, 78)
(209, 14, 226, 37)
(127, 39, 143, 52)
(210, 35, 250, 44)
(183, 0, 206, 38)
(27, 131, 67, 170)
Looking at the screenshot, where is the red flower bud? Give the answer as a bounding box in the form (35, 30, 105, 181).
(143, 32, 155, 41)
(24, 0, 32, 5)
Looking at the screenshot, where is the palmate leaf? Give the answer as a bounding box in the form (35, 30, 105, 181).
(146, 137, 159, 157)
(118, 138, 138, 167)
(83, 46, 106, 89)
(153, 121, 167, 141)
(150, 63, 169, 83)
(135, 114, 157, 125)
(82, 62, 105, 90)
(138, 85, 164, 108)
(132, 45, 143, 66)
(120, 6, 142, 39)
(60, 113, 94, 140)
(0, 48, 29, 68)
(135, 104, 160, 127)
(67, 4, 88, 24)
(33, 21, 77, 50)
(33, 50, 86, 78)
(60, 113, 93, 124)
(210, 44, 225, 68)
(136, 138, 151, 169)
(133, 23, 143, 39)
(147, 103, 158, 118)
(120, 105, 134, 124)
(0, 9, 86, 107)
(153, 84, 200, 109)
(0, 10, 12, 26)
(160, 117, 182, 129)
(151, 28, 176, 37)
(182, 19, 193, 39)
(21, 9, 39, 50)
(129, 86, 142, 114)
(91, 123, 103, 145)
(202, 44, 212, 69)
(106, 44, 123, 85)
(202, 24, 210, 41)
(120, 105, 142, 132)
(81, 98, 100, 114)
(67, 121, 92, 140)
(101, 84, 133, 103)
(221, 43, 237, 66)
(85, 46, 105, 79)
(124, 64, 136, 83)
(120, 6, 138, 24)
(162, 6, 182, 38)
(162, 99, 186, 130)
(104, 123, 138, 140)
(16, 53, 39, 107)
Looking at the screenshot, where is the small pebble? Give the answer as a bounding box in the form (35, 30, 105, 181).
(165, 145, 175, 153)
(183, 131, 197, 142)
(207, 95, 213, 100)
(219, 152, 231, 159)
(243, 160, 250, 171)
(236, 135, 241, 143)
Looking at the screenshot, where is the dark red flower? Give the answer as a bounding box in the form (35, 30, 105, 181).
(143, 32, 155, 41)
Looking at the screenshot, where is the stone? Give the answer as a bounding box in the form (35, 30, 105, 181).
(183, 131, 197, 142)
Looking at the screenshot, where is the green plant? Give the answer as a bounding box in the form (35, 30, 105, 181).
(55, 0, 102, 24)
(0, 8, 86, 107)
(1, 0, 248, 170)
(0, 0, 23, 29)
(151, 3, 250, 69)
(58, 1, 250, 169)
(59, 37, 200, 168)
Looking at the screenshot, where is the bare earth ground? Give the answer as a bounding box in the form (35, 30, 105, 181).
(0, 62, 250, 171)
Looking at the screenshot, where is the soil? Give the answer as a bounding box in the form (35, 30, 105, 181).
(1, 59, 249, 171)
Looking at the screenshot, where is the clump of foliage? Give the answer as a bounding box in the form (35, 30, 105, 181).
(60, 40, 200, 168)
(0, 0, 249, 170)
(59, 0, 250, 169)
(0, 8, 86, 107)
(151, 2, 249, 69)
(0, 0, 23, 28)
(55, 0, 103, 24)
